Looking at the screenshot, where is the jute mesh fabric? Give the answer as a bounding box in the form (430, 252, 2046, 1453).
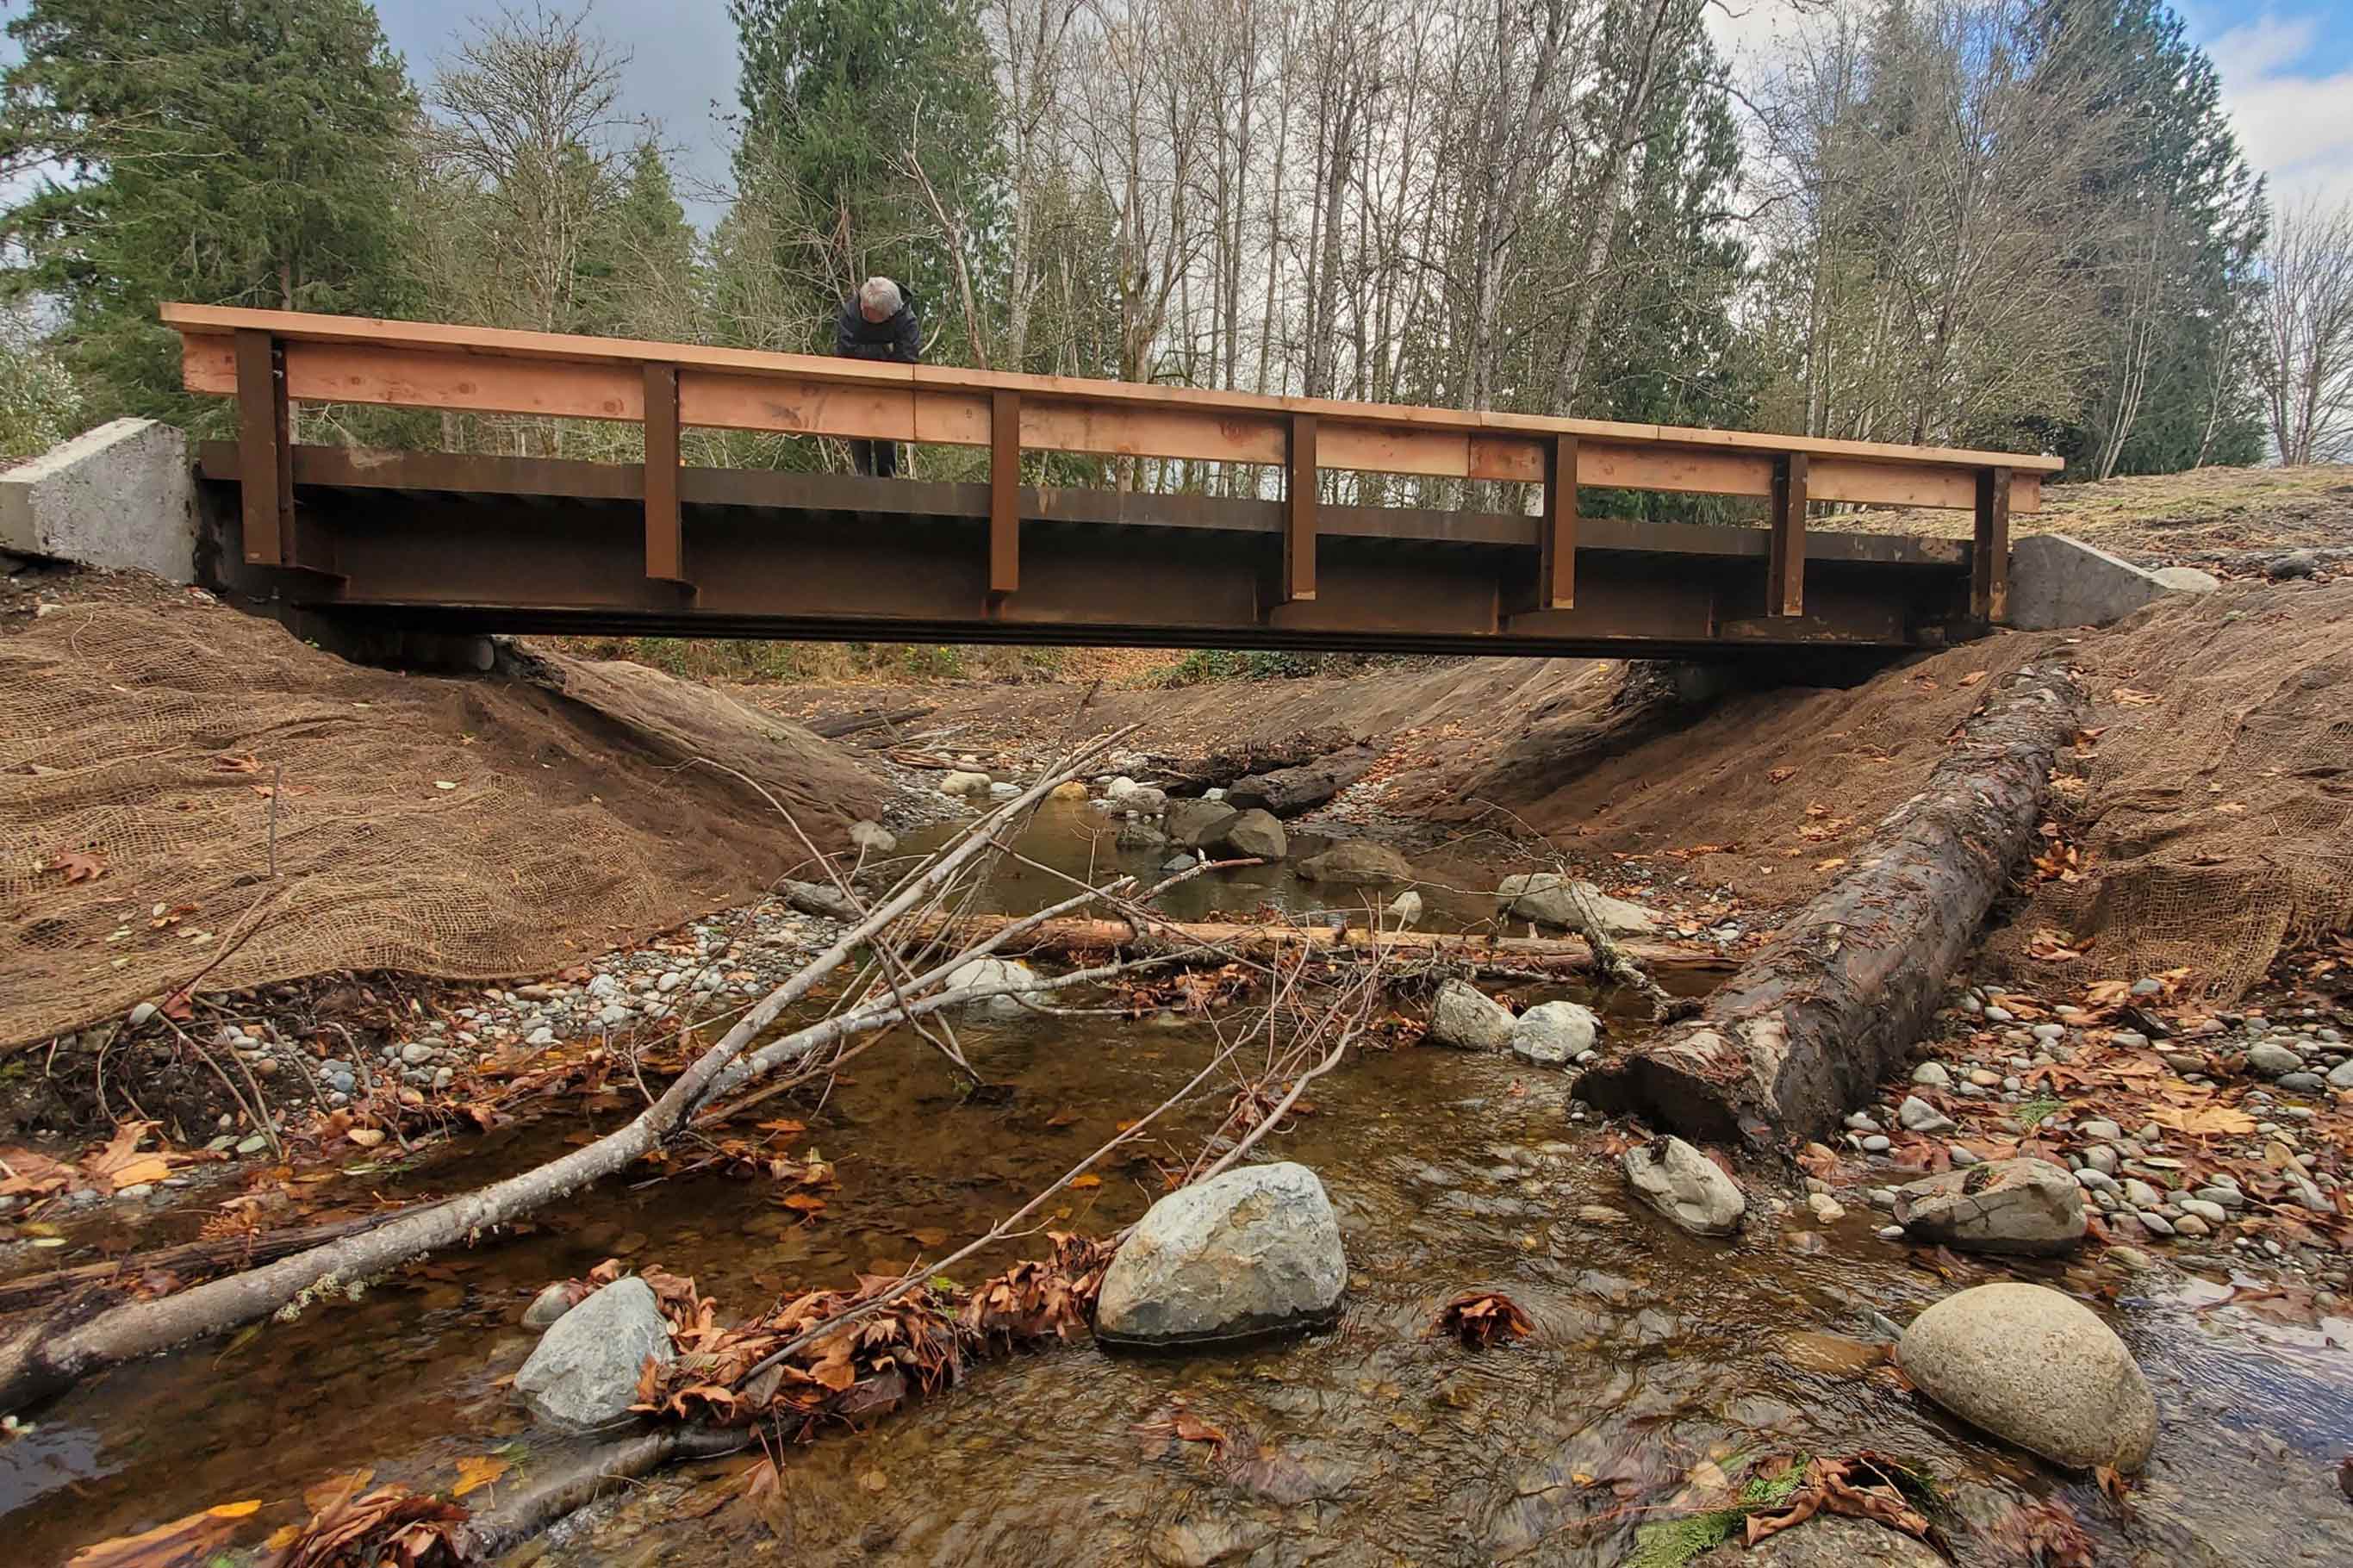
(1988, 581, 2353, 1000)
(1, 600, 886, 1048)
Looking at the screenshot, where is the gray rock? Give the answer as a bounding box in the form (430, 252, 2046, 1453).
(1622, 1136, 1745, 1237)
(2246, 1040, 2303, 1077)
(1494, 873, 1658, 936)
(523, 1282, 577, 1329)
(1162, 853, 1198, 874)
(1117, 785, 1168, 814)
(2328, 1058, 2353, 1089)
(1897, 1282, 2156, 1472)
(1910, 1061, 1951, 1087)
(1861, 1135, 1891, 1154)
(1708, 1513, 1947, 1566)
(1094, 1163, 1345, 1347)
(938, 768, 993, 795)
(1892, 1158, 2085, 1255)
(944, 955, 1042, 1017)
(1297, 840, 1415, 886)
(399, 1042, 439, 1066)
(1117, 818, 1170, 851)
(514, 1276, 673, 1429)
(1948, 1144, 1980, 1167)
(2192, 1185, 2245, 1210)
(987, 781, 1021, 800)
(2177, 1198, 2227, 1225)
(1509, 1000, 1597, 1067)
(1164, 798, 1240, 849)
(2268, 549, 2321, 581)
(2079, 1118, 2121, 1141)
(1220, 808, 1288, 860)
(2122, 1178, 2162, 1209)
(2277, 1072, 2326, 1092)
(1896, 1095, 1956, 1134)
(127, 1001, 158, 1028)
(1425, 980, 1516, 1053)
(848, 819, 897, 856)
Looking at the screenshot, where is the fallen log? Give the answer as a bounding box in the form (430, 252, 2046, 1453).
(0, 1204, 426, 1314)
(807, 704, 933, 740)
(1572, 663, 2089, 1148)
(906, 913, 1738, 981)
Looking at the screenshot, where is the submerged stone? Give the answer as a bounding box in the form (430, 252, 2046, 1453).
(1094, 1162, 1346, 1348)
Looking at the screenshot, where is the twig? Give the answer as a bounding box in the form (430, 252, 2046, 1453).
(267, 762, 283, 878)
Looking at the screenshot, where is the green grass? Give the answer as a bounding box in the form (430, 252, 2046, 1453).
(1624, 1459, 1809, 1568)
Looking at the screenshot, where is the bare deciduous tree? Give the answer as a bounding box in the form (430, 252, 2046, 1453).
(2258, 197, 2353, 467)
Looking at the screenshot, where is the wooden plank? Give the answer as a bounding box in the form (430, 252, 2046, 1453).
(1285, 413, 1317, 604)
(1769, 452, 1808, 617)
(643, 364, 683, 582)
(989, 390, 1019, 600)
(1973, 465, 2012, 623)
(233, 329, 291, 567)
(1540, 433, 1577, 610)
(164, 303, 2064, 476)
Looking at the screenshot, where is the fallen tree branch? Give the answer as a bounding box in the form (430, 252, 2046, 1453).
(1562, 880, 1697, 1024)
(1573, 663, 2089, 1148)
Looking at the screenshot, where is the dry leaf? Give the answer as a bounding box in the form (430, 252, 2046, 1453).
(451, 1454, 511, 1497)
(65, 1500, 261, 1567)
(1069, 1174, 1102, 1189)
(52, 849, 106, 884)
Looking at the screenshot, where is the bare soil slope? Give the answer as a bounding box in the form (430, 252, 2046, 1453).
(1, 578, 887, 1048)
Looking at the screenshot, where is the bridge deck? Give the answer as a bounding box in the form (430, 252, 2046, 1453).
(167, 306, 2061, 658)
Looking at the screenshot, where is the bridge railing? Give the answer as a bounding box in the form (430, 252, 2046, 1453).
(164, 304, 2057, 625)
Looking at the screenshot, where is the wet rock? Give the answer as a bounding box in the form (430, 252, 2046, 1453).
(1494, 873, 1658, 936)
(514, 1276, 673, 1430)
(849, 818, 898, 854)
(1117, 785, 1168, 814)
(1095, 1162, 1346, 1347)
(943, 955, 1042, 1016)
(1162, 853, 1198, 874)
(1623, 1136, 1746, 1237)
(1164, 798, 1239, 849)
(938, 769, 993, 795)
(1117, 818, 1169, 851)
(1892, 1158, 2085, 1255)
(1896, 1281, 2157, 1472)
(1697, 1514, 1946, 1566)
(1219, 808, 1288, 861)
(1297, 840, 1414, 885)
(1509, 1000, 1597, 1066)
(522, 1282, 576, 1329)
(1426, 980, 1516, 1053)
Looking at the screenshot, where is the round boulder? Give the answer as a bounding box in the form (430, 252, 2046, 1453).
(1220, 808, 1288, 861)
(1897, 1282, 2157, 1472)
(1892, 1157, 2085, 1255)
(1166, 798, 1240, 849)
(1094, 1162, 1346, 1348)
(1510, 999, 1597, 1066)
(1426, 979, 1515, 1052)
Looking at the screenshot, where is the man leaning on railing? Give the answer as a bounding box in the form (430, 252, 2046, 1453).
(834, 276, 922, 478)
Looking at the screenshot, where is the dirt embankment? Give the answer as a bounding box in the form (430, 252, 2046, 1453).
(1, 574, 887, 1050)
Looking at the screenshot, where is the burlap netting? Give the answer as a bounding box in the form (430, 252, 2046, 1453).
(1, 601, 888, 1048)
(1987, 581, 2353, 1000)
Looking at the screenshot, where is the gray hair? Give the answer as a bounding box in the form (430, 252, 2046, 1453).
(858, 277, 902, 317)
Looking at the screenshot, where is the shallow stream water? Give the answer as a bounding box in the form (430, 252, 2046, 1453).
(6, 807, 2350, 1565)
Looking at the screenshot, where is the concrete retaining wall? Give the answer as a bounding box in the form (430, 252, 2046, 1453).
(0, 419, 196, 582)
(2003, 532, 2217, 632)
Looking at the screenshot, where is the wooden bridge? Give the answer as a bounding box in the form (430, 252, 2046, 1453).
(166, 305, 2060, 659)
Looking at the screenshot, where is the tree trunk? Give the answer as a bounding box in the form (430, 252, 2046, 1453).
(1572, 663, 2088, 1147)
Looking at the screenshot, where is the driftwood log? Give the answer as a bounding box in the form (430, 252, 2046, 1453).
(906, 913, 1739, 981)
(1573, 663, 2089, 1147)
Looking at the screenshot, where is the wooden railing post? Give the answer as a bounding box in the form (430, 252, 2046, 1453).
(643, 363, 685, 583)
(233, 329, 292, 568)
(1285, 412, 1317, 604)
(1769, 451, 1808, 617)
(1972, 465, 2011, 625)
(1538, 432, 1578, 610)
(989, 390, 1020, 601)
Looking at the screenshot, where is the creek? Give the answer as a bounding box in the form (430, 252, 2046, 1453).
(4, 805, 2350, 1565)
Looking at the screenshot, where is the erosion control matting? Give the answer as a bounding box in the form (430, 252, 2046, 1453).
(0, 597, 888, 1048)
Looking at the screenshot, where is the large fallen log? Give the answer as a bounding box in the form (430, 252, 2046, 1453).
(1572, 662, 2088, 1148)
(906, 913, 1739, 981)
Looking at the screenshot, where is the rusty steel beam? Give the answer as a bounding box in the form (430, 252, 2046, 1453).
(1972, 465, 2011, 625)
(193, 444, 1974, 663)
(1768, 452, 1808, 618)
(643, 363, 684, 584)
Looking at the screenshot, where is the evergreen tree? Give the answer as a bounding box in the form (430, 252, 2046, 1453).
(0, 0, 420, 428)
(578, 141, 703, 343)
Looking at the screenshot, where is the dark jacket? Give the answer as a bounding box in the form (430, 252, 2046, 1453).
(835, 285, 923, 364)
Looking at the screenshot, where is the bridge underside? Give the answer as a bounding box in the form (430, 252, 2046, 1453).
(196, 445, 1976, 663)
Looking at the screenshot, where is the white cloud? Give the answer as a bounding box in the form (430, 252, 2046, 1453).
(2203, 13, 2353, 209)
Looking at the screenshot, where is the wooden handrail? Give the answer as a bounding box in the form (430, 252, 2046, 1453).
(164, 304, 2054, 514)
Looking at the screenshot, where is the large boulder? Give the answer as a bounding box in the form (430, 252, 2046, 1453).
(1094, 1162, 1346, 1347)
(1426, 980, 1515, 1052)
(1117, 817, 1169, 851)
(514, 1275, 672, 1430)
(1165, 798, 1240, 849)
(1297, 840, 1415, 886)
(944, 955, 1043, 1017)
(1896, 1282, 2157, 1472)
(1892, 1158, 2085, 1256)
(1224, 748, 1375, 817)
(1509, 1000, 1597, 1066)
(1623, 1136, 1746, 1236)
(1496, 874, 1659, 936)
(938, 769, 993, 796)
(1220, 808, 1289, 860)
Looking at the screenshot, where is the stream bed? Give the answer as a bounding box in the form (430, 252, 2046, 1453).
(5, 805, 2350, 1565)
